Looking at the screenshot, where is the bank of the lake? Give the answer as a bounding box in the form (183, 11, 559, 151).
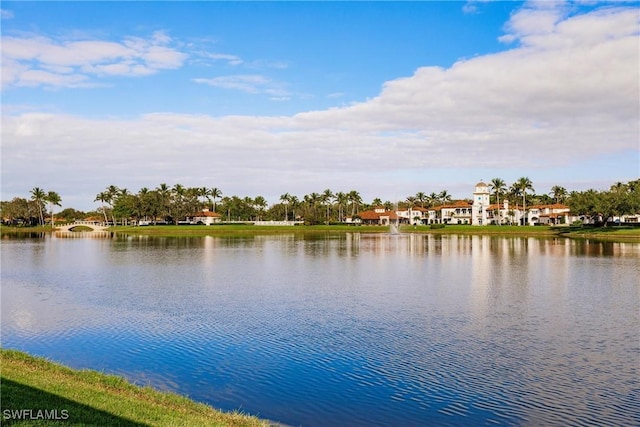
(3, 224, 639, 241)
(0, 349, 270, 427)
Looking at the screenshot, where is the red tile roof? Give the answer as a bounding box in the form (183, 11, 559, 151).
(192, 211, 221, 217)
(359, 209, 399, 220)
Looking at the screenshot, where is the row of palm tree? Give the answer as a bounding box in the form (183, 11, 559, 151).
(29, 187, 62, 227)
(83, 178, 557, 225)
(4, 178, 636, 227)
(96, 184, 224, 225)
(7, 178, 575, 226)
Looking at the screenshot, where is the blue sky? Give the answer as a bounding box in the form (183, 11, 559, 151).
(2, 1, 639, 210)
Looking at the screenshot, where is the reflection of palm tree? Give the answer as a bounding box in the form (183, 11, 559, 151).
(30, 187, 46, 225)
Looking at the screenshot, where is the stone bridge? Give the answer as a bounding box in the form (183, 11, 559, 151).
(56, 221, 110, 232)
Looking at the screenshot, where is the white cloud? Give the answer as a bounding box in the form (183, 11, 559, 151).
(2, 5, 638, 207)
(1, 32, 187, 89)
(1, 9, 13, 19)
(200, 52, 244, 65)
(193, 74, 289, 97)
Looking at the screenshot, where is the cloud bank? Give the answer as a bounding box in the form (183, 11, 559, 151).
(1, 31, 186, 88)
(2, 5, 638, 208)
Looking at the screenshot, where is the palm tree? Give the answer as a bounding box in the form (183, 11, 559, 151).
(334, 192, 348, 222)
(30, 187, 46, 225)
(415, 192, 427, 208)
(199, 187, 211, 207)
(348, 190, 362, 217)
(46, 191, 61, 228)
(428, 192, 439, 208)
(280, 193, 291, 221)
(289, 195, 300, 221)
(550, 185, 568, 204)
(94, 191, 110, 224)
(254, 196, 267, 220)
(514, 177, 534, 225)
(210, 187, 222, 212)
(102, 185, 119, 225)
(489, 178, 506, 225)
(156, 183, 171, 218)
(322, 189, 334, 223)
(438, 190, 452, 206)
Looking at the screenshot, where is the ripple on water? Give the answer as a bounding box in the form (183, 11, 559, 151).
(2, 236, 639, 427)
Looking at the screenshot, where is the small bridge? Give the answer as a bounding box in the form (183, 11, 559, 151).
(56, 221, 110, 232)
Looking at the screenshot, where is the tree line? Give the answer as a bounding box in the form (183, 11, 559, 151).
(1, 178, 639, 226)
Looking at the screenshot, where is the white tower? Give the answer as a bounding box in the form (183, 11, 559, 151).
(472, 181, 490, 225)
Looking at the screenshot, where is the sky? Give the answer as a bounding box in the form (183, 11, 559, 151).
(1, 1, 639, 211)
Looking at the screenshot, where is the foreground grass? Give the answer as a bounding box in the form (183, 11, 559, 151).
(1, 349, 271, 427)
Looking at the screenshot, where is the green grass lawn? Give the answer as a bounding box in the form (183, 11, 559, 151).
(2, 223, 638, 240)
(1, 349, 271, 427)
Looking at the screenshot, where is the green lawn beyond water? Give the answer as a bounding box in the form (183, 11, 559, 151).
(1, 223, 639, 241)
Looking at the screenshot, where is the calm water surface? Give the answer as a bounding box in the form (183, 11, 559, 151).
(2, 233, 639, 426)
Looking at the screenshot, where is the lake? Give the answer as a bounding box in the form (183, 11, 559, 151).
(2, 233, 639, 426)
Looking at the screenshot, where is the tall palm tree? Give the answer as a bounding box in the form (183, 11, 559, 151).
(322, 189, 334, 223)
(210, 187, 222, 212)
(439, 190, 452, 206)
(415, 192, 427, 208)
(94, 191, 110, 224)
(428, 192, 439, 208)
(102, 185, 119, 225)
(30, 187, 46, 225)
(280, 193, 291, 221)
(253, 196, 267, 220)
(334, 192, 348, 222)
(199, 187, 211, 207)
(348, 190, 362, 217)
(514, 177, 534, 225)
(289, 195, 300, 221)
(489, 178, 506, 225)
(156, 183, 171, 218)
(550, 185, 568, 204)
(46, 191, 61, 228)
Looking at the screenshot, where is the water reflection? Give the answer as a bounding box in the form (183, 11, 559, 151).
(2, 234, 639, 427)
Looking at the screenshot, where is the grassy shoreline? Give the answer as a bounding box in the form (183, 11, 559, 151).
(1, 348, 272, 427)
(2, 224, 639, 241)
